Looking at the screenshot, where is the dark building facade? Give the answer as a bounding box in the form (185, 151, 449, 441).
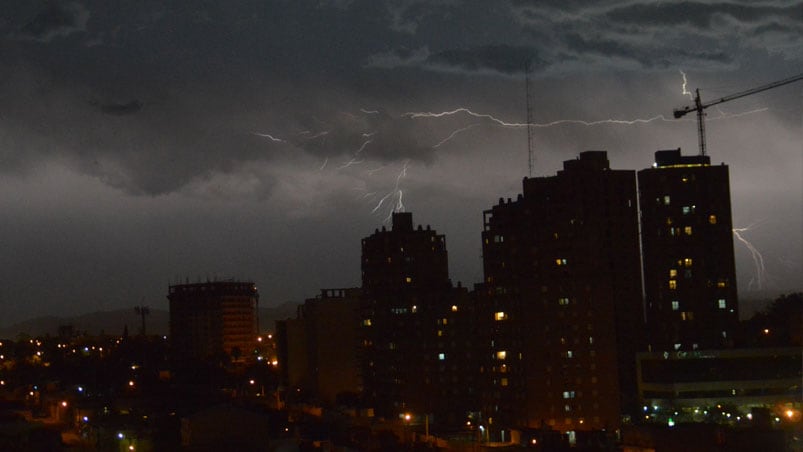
(360, 212, 479, 426)
(168, 280, 259, 370)
(276, 288, 363, 405)
(481, 151, 644, 435)
(639, 149, 739, 352)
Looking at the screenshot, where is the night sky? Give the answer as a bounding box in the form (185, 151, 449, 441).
(1, 1, 801, 324)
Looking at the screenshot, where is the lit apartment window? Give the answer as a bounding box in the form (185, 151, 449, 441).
(718, 299, 727, 309)
(558, 297, 570, 306)
(669, 269, 677, 278)
(671, 301, 679, 311)
(405, 276, 412, 283)
(721, 331, 727, 338)
(681, 311, 694, 321)
(566, 350, 574, 358)
(565, 405, 572, 412)
(682, 206, 691, 215)
(438, 353, 446, 361)
(663, 195, 671, 205)
(451, 305, 458, 312)
(588, 337, 594, 345)
(668, 280, 677, 290)
(563, 391, 576, 399)
(684, 258, 693, 267)
(556, 258, 568, 266)
(496, 351, 507, 360)
(717, 280, 727, 288)
(501, 378, 509, 387)
(684, 226, 692, 235)
(674, 343, 681, 350)
(442, 318, 448, 325)
(437, 330, 443, 337)
(709, 215, 717, 224)
(412, 305, 418, 313)
(666, 217, 673, 225)
(494, 235, 504, 243)
(494, 311, 507, 321)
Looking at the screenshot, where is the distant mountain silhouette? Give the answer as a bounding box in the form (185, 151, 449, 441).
(0, 302, 300, 339)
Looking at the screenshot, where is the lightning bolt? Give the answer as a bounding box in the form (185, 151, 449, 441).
(360, 108, 379, 114)
(679, 70, 694, 101)
(733, 224, 767, 291)
(338, 157, 365, 170)
(433, 123, 481, 148)
(318, 157, 328, 171)
(252, 132, 285, 142)
(404, 108, 673, 128)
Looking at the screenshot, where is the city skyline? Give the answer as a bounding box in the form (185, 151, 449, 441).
(1, 1, 802, 325)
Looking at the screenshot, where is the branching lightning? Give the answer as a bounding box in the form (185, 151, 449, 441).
(733, 223, 768, 291)
(433, 123, 481, 148)
(679, 69, 694, 101)
(252, 132, 285, 142)
(405, 107, 673, 128)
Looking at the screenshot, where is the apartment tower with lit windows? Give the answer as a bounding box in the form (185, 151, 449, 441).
(638, 149, 739, 352)
(360, 212, 479, 427)
(481, 151, 644, 436)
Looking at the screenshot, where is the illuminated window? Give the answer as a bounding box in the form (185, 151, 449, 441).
(668, 280, 677, 290)
(718, 299, 726, 309)
(588, 337, 594, 345)
(442, 318, 448, 325)
(438, 353, 445, 361)
(494, 235, 504, 243)
(405, 276, 412, 283)
(684, 258, 693, 267)
(721, 331, 727, 338)
(663, 195, 671, 205)
(674, 343, 681, 350)
(494, 311, 507, 321)
(684, 226, 692, 235)
(500, 378, 508, 387)
(496, 351, 507, 360)
(451, 305, 458, 312)
(681, 311, 694, 321)
(709, 215, 717, 224)
(386, 257, 392, 263)
(565, 405, 572, 412)
(556, 258, 568, 266)
(362, 319, 372, 326)
(666, 217, 673, 225)
(563, 391, 576, 399)
(669, 269, 677, 278)
(566, 350, 574, 358)
(553, 232, 559, 239)
(671, 301, 679, 311)
(412, 305, 418, 313)
(437, 330, 443, 337)
(717, 280, 727, 288)
(558, 297, 570, 306)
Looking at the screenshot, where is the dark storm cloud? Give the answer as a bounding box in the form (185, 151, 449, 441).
(15, 2, 89, 42)
(428, 45, 544, 75)
(93, 100, 144, 116)
(605, 2, 802, 29)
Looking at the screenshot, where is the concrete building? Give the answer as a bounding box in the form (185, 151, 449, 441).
(168, 280, 259, 369)
(276, 288, 363, 405)
(481, 151, 645, 436)
(636, 347, 801, 423)
(638, 149, 739, 352)
(360, 212, 479, 426)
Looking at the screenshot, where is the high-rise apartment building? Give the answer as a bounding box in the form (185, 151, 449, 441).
(168, 280, 259, 370)
(360, 212, 478, 426)
(481, 151, 644, 436)
(638, 149, 739, 352)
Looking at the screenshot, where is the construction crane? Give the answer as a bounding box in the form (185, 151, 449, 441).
(674, 73, 803, 156)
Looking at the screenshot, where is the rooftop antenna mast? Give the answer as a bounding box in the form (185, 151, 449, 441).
(524, 60, 535, 178)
